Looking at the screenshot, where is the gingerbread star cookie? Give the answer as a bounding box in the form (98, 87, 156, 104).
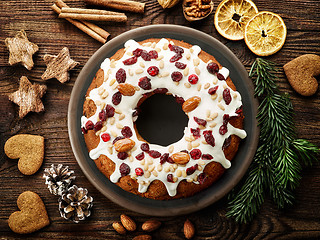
(41, 47, 79, 83)
(8, 76, 47, 118)
(8, 191, 50, 234)
(5, 30, 39, 70)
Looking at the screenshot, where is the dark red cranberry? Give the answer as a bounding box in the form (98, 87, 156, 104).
(113, 136, 125, 145)
(141, 143, 150, 152)
(153, 88, 168, 94)
(202, 154, 213, 160)
(121, 126, 133, 138)
(171, 71, 183, 82)
(116, 68, 126, 83)
(147, 66, 159, 76)
(105, 104, 115, 117)
(198, 173, 207, 184)
(133, 48, 143, 57)
(168, 44, 184, 54)
(123, 56, 137, 65)
(236, 106, 243, 115)
(85, 120, 94, 130)
(170, 54, 183, 63)
(175, 62, 187, 69)
(219, 124, 228, 135)
(175, 96, 185, 104)
(141, 50, 151, 61)
(186, 164, 198, 175)
(143, 92, 153, 98)
(191, 128, 201, 139)
(101, 133, 110, 142)
(208, 86, 219, 95)
(167, 157, 175, 164)
(207, 62, 219, 74)
(167, 174, 174, 183)
(194, 117, 207, 127)
(94, 121, 103, 131)
(180, 150, 189, 154)
(160, 153, 169, 164)
(223, 88, 232, 105)
(119, 163, 130, 176)
(149, 50, 158, 59)
(222, 136, 232, 150)
(112, 92, 122, 105)
(190, 149, 202, 160)
(203, 130, 215, 147)
(135, 152, 145, 160)
(117, 152, 128, 160)
(99, 110, 107, 121)
(149, 150, 161, 158)
(135, 168, 144, 176)
(81, 127, 87, 134)
(138, 76, 151, 90)
(217, 73, 225, 80)
(188, 74, 199, 84)
(223, 114, 230, 125)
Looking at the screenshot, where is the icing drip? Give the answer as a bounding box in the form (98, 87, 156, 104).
(81, 38, 247, 197)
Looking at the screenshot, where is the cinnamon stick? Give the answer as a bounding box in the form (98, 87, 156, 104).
(51, 4, 107, 44)
(85, 0, 145, 14)
(61, 7, 125, 16)
(59, 13, 127, 22)
(55, 0, 110, 41)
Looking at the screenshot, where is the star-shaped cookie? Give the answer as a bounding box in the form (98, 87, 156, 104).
(5, 30, 39, 70)
(9, 76, 47, 118)
(41, 47, 79, 83)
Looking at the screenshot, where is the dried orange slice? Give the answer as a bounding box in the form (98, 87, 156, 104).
(244, 11, 287, 56)
(214, 0, 258, 40)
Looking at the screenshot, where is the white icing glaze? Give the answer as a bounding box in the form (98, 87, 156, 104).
(81, 38, 247, 197)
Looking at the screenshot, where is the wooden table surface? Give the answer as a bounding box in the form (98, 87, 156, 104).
(0, 0, 319, 239)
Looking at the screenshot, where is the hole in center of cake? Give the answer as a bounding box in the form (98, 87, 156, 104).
(135, 94, 189, 147)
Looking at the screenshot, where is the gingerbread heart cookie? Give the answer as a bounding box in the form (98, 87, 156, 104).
(4, 134, 44, 175)
(8, 191, 50, 234)
(283, 54, 320, 96)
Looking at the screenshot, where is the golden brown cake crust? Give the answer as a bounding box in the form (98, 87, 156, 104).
(83, 38, 244, 200)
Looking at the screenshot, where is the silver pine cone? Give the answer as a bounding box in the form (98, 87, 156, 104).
(43, 164, 76, 196)
(58, 185, 93, 223)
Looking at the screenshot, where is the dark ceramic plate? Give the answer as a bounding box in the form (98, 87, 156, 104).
(68, 24, 259, 216)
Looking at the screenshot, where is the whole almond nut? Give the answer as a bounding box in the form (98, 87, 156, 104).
(170, 152, 190, 165)
(114, 139, 135, 152)
(182, 96, 201, 113)
(117, 83, 136, 96)
(112, 222, 126, 235)
(133, 235, 152, 240)
(184, 219, 195, 239)
(120, 214, 136, 231)
(142, 220, 161, 232)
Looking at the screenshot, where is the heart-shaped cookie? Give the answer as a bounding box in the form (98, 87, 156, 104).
(4, 134, 44, 175)
(8, 191, 50, 234)
(283, 54, 320, 96)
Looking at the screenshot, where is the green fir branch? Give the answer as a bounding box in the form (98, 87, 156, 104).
(227, 58, 320, 223)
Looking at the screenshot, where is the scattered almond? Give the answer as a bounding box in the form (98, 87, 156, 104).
(133, 235, 152, 240)
(182, 96, 201, 113)
(170, 152, 190, 165)
(112, 222, 126, 235)
(114, 139, 135, 152)
(184, 219, 195, 239)
(120, 214, 136, 231)
(117, 83, 136, 96)
(142, 219, 161, 232)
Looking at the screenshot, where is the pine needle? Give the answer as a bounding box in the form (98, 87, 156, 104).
(227, 58, 320, 223)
